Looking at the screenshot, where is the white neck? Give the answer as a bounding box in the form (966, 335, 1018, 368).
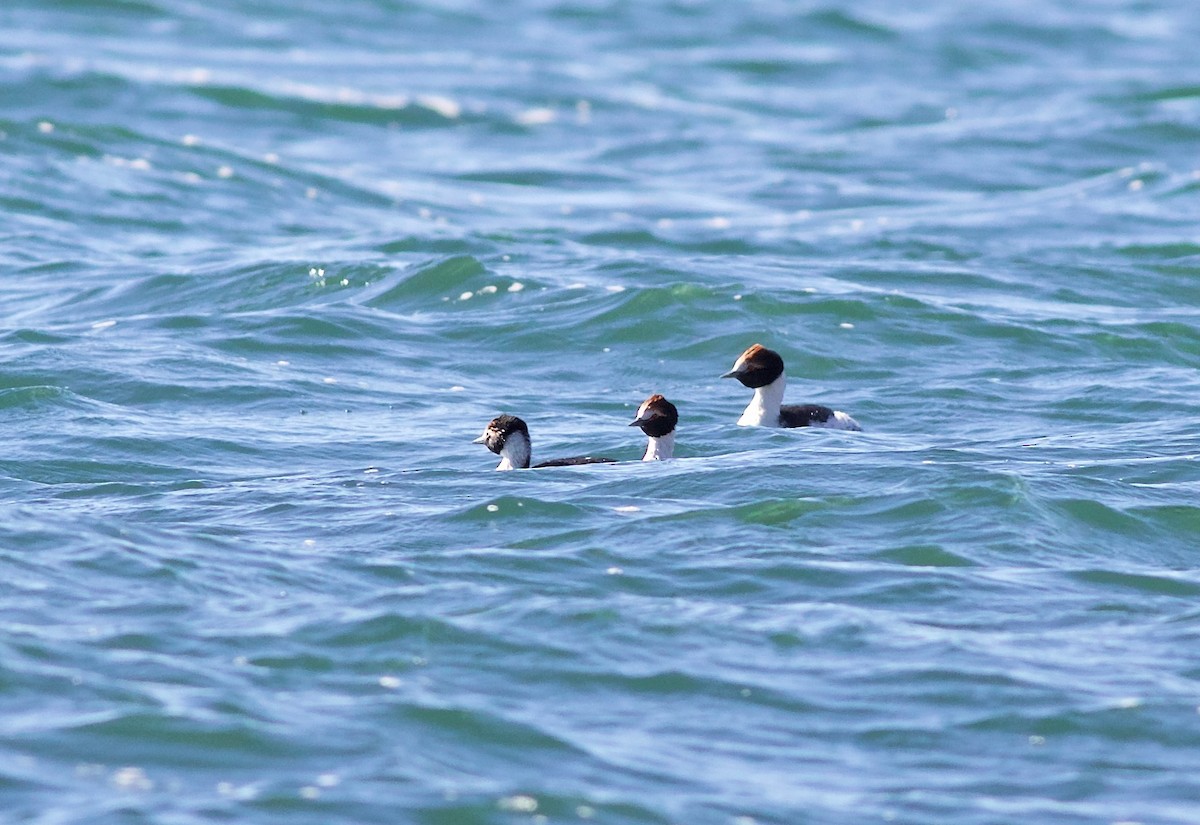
(737, 371, 786, 427)
(642, 431, 674, 461)
(495, 431, 531, 470)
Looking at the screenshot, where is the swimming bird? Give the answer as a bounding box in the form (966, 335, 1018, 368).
(473, 414, 616, 470)
(628, 394, 678, 460)
(721, 344, 861, 430)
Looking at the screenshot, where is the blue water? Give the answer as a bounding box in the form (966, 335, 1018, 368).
(3, 1, 1200, 823)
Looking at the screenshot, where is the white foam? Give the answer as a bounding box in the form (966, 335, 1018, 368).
(417, 94, 461, 119)
(516, 107, 556, 126)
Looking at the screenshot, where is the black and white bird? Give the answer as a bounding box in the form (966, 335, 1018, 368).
(628, 394, 678, 460)
(473, 414, 616, 470)
(721, 343, 861, 430)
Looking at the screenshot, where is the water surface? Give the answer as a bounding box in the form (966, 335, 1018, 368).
(3, 1, 1200, 823)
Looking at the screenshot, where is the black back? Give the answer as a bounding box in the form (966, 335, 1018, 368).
(533, 456, 617, 468)
(778, 404, 835, 428)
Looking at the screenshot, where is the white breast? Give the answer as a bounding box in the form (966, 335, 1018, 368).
(496, 431, 531, 471)
(738, 374, 787, 427)
(642, 431, 675, 461)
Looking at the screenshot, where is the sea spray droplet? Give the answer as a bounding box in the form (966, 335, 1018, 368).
(498, 795, 538, 813)
(516, 107, 556, 126)
(112, 767, 152, 791)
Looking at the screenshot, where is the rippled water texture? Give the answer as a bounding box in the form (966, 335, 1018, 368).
(3, 1, 1200, 823)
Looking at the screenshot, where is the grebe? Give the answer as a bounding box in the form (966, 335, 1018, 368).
(628, 394, 678, 460)
(473, 414, 617, 470)
(721, 344, 860, 430)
